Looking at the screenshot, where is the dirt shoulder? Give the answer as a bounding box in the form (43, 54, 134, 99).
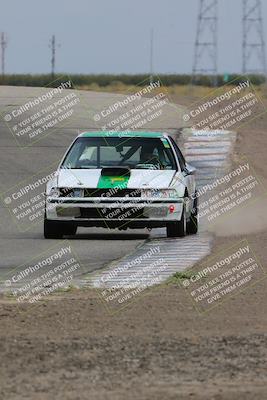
(1, 91, 267, 400)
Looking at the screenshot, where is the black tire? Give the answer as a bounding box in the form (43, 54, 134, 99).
(187, 192, 198, 235)
(63, 224, 77, 236)
(44, 219, 77, 239)
(166, 206, 186, 238)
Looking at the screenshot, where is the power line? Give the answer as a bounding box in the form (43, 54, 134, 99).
(192, 0, 218, 86)
(242, 0, 267, 76)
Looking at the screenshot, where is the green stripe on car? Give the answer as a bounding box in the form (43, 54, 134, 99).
(97, 174, 130, 189)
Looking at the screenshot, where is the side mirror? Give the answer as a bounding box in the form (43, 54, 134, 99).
(184, 163, 196, 175)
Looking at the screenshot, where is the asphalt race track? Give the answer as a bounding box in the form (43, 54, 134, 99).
(0, 85, 188, 292)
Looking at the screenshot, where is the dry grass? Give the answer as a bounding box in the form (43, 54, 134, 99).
(76, 82, 267, 107)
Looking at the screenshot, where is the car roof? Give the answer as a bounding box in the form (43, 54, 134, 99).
(78, 131, 168, 139)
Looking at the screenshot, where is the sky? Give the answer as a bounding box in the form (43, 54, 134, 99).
(0, 0, 267, 75)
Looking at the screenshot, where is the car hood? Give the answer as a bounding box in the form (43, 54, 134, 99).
(56, 169, 176, 189)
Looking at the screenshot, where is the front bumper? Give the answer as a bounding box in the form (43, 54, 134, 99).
(46, 197, 184, 229)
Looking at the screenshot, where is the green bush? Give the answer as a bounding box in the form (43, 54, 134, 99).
(0, 73, 265, 88)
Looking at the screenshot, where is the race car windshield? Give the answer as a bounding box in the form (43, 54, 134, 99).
(61, 137, 177, 170)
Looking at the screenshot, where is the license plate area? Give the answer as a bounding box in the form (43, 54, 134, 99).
(145, 207, 168, 218)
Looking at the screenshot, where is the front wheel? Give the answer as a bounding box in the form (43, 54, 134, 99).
(44, 219, 77, 239)
(186, 193, 198, 235)
(166, 206, 186, 238)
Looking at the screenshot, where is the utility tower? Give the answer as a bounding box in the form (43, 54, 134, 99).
(49, 35, 59, 78)
(1, 32, 7, 77)
(192, 0, 218, 86)
(242, 0, 267, 76)
(149, 28, 154, 84)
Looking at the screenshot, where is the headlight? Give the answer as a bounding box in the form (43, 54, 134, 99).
(48, 187, 60, 197)
(59, 188, 84, 198)
(141, 189, 178, 198)
(72, 189, 84, 197)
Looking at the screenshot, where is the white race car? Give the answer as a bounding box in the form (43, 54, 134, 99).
(44, 131, 198, 238)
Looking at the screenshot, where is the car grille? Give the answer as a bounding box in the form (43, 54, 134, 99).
(83, 189, 141, 198)
(79, 207, 146, 219)
(59, 188, 142, 198)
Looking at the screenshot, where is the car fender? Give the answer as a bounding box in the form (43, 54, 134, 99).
(169, 171, 187, 197)
(46, 174, 59, 195)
